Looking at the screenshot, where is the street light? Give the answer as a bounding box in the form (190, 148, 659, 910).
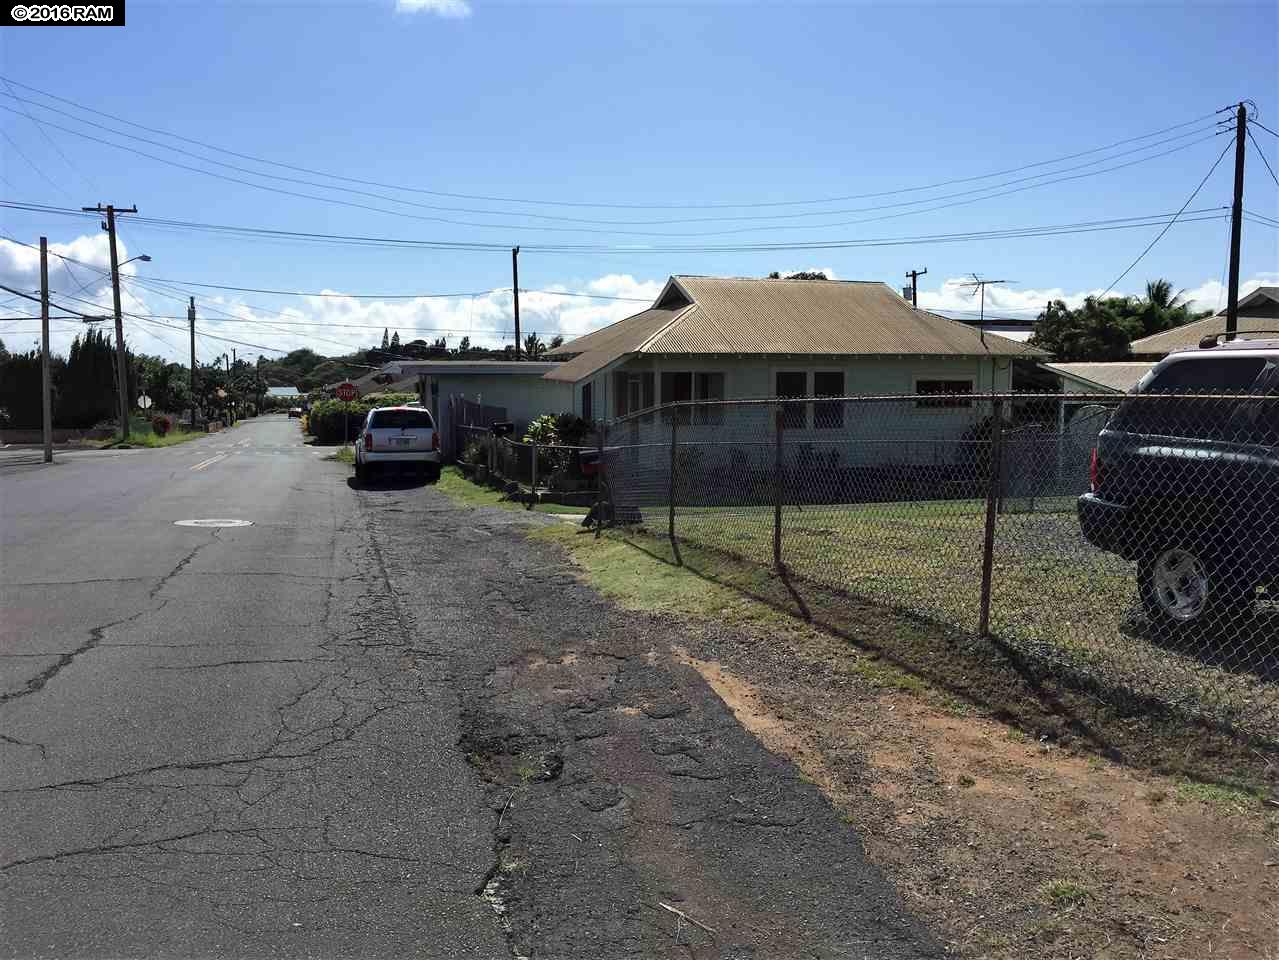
(120, 254, 152, 267)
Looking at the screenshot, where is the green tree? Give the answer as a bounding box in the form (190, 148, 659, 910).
(380, 328, 390, 351)
(549, 334, 564, 349)
(523, 332, 546, 359)
(767, 270, 829, 280)
(454, 336, 471, 356)
(390, 331, 401, 353)
(1030, 297, 1139, 361)
(58, 328, 132, 427)
(0, 337, 8, 362)
(0, 350, 44, 428)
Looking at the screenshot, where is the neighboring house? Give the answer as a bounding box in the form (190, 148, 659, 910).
(1130, 286, 1279, 358)
(543, 275, 1042, 421)
(382, 361, 570, 457)
(1040, 362, 1154, 396)
(265, 386, 302, 401)
(322, 369, 421, 398)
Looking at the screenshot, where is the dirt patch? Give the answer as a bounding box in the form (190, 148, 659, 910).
(677, 646, 1279, 959)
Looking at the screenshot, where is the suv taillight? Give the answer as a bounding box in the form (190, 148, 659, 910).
(364, 431, 374, 451)
(431, 432, 439, 451)
(1089, 448, 1101, 492)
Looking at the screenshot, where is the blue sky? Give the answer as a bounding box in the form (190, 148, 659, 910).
(0, 0, 1276, 362)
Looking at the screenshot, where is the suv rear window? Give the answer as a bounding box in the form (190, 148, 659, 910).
(1142, 357, 1267, 393)
(368, 409, 434, 430)
(1114, 356, 1273, 442)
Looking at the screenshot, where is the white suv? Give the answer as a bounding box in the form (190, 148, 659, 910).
(354, 406, 441, 483)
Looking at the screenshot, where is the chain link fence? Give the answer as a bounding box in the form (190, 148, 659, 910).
(599, 392, 1278, 745)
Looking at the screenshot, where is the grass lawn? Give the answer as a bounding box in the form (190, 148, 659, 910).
(436, 466, 588, 515)
(605, 498, 1278, 742)
(98, 417, 205, 449)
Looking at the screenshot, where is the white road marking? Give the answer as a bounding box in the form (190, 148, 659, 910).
(189, 453, 229, 471)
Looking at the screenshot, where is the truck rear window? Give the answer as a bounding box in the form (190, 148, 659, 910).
(369, 410, 434, 430)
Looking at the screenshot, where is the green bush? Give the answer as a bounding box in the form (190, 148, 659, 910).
(307, 399, 375, 442)
(363, 391, 419, 406)
(152, 414, 172, 436)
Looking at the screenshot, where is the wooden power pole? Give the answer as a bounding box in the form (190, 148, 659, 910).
(1225, 102, 1248, 341)
(905, 267, 927, 308)
(40, 237, 52, 463)
(512, 246, 522, 360)
(188, 297, 197, 432)
(82, 203, 137, 441)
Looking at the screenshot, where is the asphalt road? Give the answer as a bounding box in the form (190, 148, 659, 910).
(1, 415, 937, 959)
(0, 417, 504, 958)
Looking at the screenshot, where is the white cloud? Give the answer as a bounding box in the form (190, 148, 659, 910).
(395, 0, 471, 17)
(0, 233, 662, 365)
(916, 273, 1279, 320)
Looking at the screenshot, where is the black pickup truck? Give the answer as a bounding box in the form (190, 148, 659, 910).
(1077, 339, 1278, 629)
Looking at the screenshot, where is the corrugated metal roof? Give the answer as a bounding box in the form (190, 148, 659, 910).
(1130, 316, 1279, 355)
(653, 277, 1040, 356)
(540, 276, 1043, 383)
(1042, 361, 1154, 393)
(542, 304, 693, 381)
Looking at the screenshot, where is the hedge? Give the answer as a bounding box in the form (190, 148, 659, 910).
(307, 399, 376, 443)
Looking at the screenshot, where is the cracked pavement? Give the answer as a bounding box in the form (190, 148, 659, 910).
(1, 416, 936, 958)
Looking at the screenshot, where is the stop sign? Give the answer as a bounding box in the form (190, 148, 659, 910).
(334, 382, 358, 402)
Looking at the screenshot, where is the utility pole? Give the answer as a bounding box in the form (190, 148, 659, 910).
(39, 237, 52, 463)
(512, 246, 521, 361)
(905, 267, 927, 308)
(1224, 102, 1247, 341)
(188, 297, 197, 432)
(81, 204, 137, 441)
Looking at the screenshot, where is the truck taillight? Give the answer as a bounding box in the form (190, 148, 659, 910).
(432, 432, 439, 451)
(364, 432, 374, 451)
(1089, 448, 1101, 492)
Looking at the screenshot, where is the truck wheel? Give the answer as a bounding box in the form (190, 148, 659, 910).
(425, 463, 441, 483)
(354, 459, 366, 485)
(1138, 546, 1252, 631)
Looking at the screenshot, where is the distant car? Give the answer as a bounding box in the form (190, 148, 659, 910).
(1077, 338, 1278, 628)
(288, 407, 303, 418)
(354, 405, 441, 483)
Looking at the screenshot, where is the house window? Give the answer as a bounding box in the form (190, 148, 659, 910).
(581, 381, 593, 419)
(813, 371, 845, 428)
(776, 371, 807, 428)
(695, 372, 724, 425)
(916, 379, 974, 408)
(613, 371, 654, 418)
(661, 371, 725, 424)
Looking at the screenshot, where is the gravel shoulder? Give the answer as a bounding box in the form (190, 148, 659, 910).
(367, 485, 940, 959)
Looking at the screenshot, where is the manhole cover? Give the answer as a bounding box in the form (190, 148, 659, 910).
(174, 519, 254, 528)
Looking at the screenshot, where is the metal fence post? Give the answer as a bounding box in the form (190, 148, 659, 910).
(529, 440, 538, 509)
(978, 397, 1004, 637)
(669, 414, 682, 565)
(773, 407, 784, 571)
(594, 422, 605, 540)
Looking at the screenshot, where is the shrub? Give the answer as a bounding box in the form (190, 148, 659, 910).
(307, 399, 375, 443)
(363, 391, 419, 406)
(151, 414, 172, 437)
(462, 438, 488, 464)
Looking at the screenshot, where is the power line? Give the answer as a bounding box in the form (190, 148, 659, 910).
(1246, 128, 1279, 188)
(1250, 118, 1278, 139)
(1096, 139, 1233, 300)
(0, 128, 72, 201)
(1, 78, 96, 192)
(0, 200, 1228, 255)
(0, 88, 1220, 227)
(0, 102, 1219, 238)
(0, 76, 1223, 211)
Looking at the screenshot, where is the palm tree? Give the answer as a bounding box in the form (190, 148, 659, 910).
(1145, 279, 1186, 310)
(523, 332, 546, 359)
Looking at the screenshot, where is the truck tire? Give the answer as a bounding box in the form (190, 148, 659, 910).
(1138, 545, 1253, 633)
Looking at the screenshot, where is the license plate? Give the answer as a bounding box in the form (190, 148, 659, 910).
(392, 437, 413, 446)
